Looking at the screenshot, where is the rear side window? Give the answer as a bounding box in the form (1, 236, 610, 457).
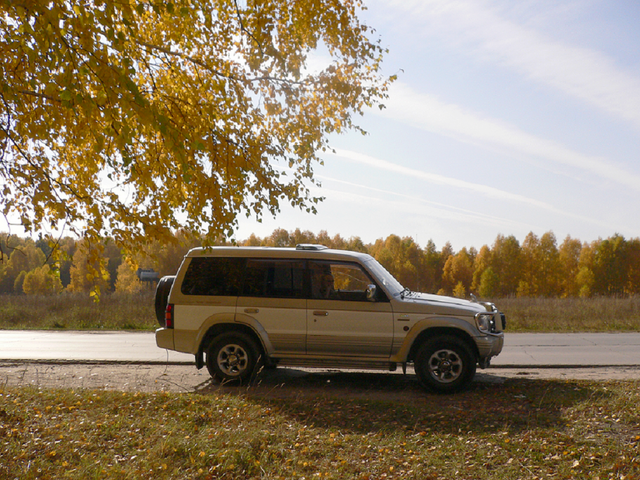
(180, 257, 244, 296)
(242, 259, 305, 298)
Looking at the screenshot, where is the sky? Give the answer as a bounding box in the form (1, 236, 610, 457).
(235, 0, 640, 251)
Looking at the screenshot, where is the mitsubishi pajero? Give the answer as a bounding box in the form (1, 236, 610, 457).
(155, 245, 505, 392)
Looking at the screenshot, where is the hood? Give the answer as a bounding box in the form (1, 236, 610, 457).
(395, 291, 486, 315)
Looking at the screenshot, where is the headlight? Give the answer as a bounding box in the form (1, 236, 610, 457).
(475, 313, 495, 333)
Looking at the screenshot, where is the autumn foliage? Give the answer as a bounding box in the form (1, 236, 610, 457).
(2, 229, 640, 299)
(1, 0, 392, 257)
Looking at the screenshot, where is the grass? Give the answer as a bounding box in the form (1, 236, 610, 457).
(1, 377, 639, 479)
(0, 291, 157, 331)
(498, 296, 640, 332)
(1, 294, 640, 332)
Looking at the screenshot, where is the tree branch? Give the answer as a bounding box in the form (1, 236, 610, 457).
(232, 0, 266, 58)
(135, 40, 232, 80)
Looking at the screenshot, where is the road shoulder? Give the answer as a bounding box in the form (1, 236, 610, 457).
(1, 362, 638, 396)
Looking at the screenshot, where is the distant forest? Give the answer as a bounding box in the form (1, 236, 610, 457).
(1, 229, 639, 298)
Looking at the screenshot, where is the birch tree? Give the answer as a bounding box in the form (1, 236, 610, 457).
(1, 0, 392, 253)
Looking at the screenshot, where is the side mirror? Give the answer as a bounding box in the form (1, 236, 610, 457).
(366, 284, 377, 301)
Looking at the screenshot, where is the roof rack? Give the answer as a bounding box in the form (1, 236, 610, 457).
(295, 244, 328, 251)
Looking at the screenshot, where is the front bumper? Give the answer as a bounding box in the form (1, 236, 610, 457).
(476, 332, 504, 366)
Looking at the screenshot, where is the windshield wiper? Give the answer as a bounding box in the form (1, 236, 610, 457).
(400, 287, 412, 299)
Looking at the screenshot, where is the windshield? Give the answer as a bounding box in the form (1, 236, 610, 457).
(364, 257, 405, 296)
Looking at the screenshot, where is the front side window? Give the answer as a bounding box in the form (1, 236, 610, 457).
(309, 261, 376, 301)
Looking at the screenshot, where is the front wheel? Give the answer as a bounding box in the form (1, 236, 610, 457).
(205, 332, 262, 385)
(414, 336, 476, 393)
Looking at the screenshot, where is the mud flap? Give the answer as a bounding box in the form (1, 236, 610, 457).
(195, 351, 204, 370)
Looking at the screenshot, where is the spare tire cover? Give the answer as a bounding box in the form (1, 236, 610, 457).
(154, 276, 176, 326)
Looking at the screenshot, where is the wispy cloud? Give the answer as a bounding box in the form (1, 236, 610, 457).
(377, 82, 640, 191)
(332, 148, 552, 208)
(315, 173, 538, 231)
(381, 0, 640, 130)
(328, 149, 621, 230)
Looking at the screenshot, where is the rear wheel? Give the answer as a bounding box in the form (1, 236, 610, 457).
(414, 336, 476, 393)
(205, 332, 263, 384)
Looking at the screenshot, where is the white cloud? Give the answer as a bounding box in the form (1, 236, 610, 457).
(378, 82, 640, 191)
(380, 0, 640, 130)
(328, 148, 621, 230)
(332, 147, 552, 208)
(316, 174, 539, 231)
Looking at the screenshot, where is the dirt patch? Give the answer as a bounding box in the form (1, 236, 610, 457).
(1, 362, 639, 401)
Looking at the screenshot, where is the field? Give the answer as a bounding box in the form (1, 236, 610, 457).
(497, 296, 640, 332)
(1, 375, 639, 479)
(0, 292, 158, 331)
(1, 293, 640, 332)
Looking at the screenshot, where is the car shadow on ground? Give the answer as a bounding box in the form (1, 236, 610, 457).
(194, 364, 509, 394)
(191, 366, 603, 437)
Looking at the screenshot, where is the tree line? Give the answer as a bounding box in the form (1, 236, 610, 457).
(1, 229, 639, 298)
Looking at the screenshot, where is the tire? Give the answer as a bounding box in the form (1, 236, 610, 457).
(205, 332, 263, 385)
(414, 336, 477, 393)
(154, 276, 175, 327)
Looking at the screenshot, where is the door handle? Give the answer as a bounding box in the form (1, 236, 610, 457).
(313, 311, 329, 316)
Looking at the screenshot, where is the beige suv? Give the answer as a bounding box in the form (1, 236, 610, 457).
(155, 245, 505, 392)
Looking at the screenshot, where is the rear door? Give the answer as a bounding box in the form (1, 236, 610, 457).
(237, 258, 307, 355)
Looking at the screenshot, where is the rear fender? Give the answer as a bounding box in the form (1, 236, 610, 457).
(193, 313, 274, 358)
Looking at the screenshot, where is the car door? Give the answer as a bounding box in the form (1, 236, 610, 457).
(306, 260, 393, 357)
(236, 258, 307, 355)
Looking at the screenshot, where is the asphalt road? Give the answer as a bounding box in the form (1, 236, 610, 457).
(1, 330, 640, 367)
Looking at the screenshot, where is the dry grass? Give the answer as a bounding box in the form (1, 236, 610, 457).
(496, 296, 640, 332)
(1, 377, 639, 479)
(0, 291, 157, 330)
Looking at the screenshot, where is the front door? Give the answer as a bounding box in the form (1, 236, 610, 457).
(306, 260, 393, 357)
